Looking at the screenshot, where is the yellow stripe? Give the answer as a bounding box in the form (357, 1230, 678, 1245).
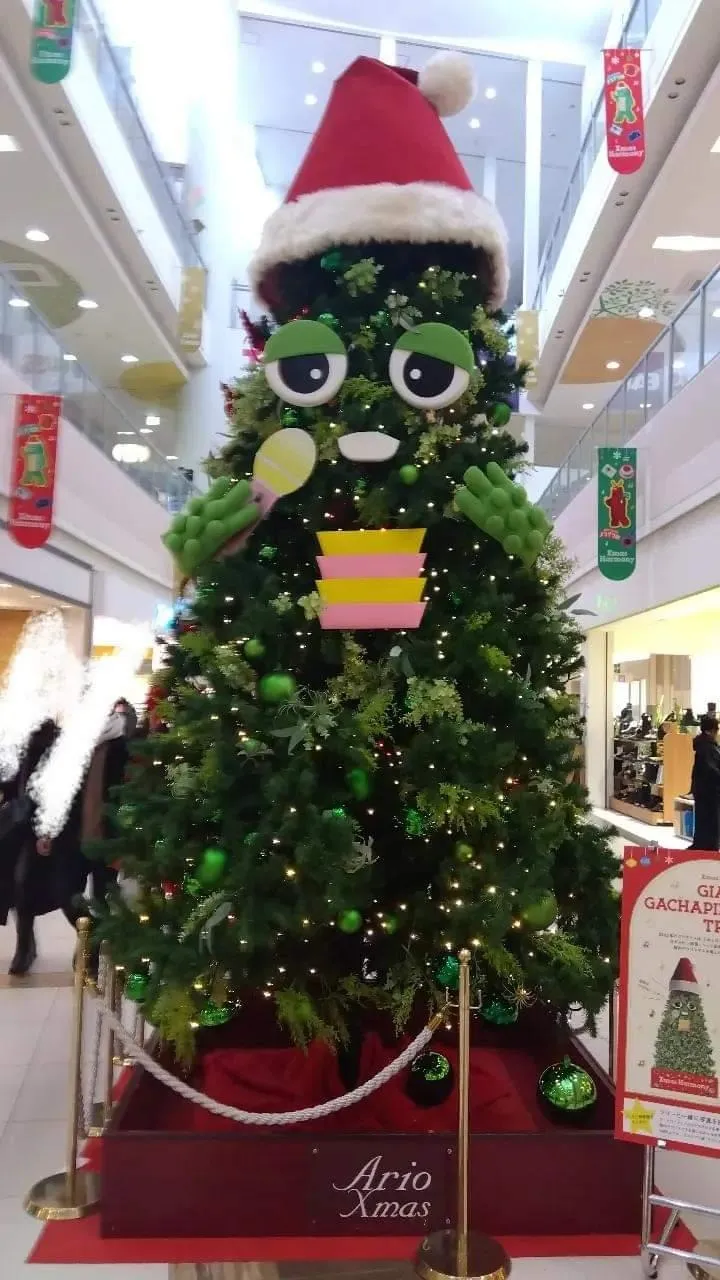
(317, 529, 426, 555)
(317, 578, 425, 604)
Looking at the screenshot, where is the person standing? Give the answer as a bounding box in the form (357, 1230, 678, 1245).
(689, 715, 720, 850)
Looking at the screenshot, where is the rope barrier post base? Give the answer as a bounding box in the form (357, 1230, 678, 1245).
(416, 951, 510, 1280)
(24, 919, 101, 1222)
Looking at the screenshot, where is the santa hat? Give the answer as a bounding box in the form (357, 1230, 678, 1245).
(249, 53, 509, 314)
(669, 958, 699, 995)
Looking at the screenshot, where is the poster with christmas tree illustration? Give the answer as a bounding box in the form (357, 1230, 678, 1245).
(615, 848, 720, 1158)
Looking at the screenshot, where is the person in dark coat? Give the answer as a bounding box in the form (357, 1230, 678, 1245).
(64, 710, 128, 927)
(689, 715, 720, 850)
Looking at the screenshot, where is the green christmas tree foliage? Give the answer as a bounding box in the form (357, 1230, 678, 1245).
(654, 991, 716, 1078)
(101, 241, 619, 1058)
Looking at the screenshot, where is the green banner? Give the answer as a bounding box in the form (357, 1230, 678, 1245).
(598, 446, 637, 581)
(30, 0, 76, 85)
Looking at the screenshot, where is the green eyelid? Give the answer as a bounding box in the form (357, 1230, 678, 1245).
(394, 322, 475, 374)
(263, 319, 347, 363)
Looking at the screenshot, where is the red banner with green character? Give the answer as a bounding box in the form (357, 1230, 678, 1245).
(30, 0, 76, 85)
(8, 395, 61, 549)
(603, 48, 645, 175)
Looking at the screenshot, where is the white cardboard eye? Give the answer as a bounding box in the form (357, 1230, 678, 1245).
(339, 431, 400, 462)
(389, 347, 470, 409)
(265, 351, 347, 407)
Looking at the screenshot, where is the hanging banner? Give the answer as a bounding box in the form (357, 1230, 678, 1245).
(603, 48, 646, 175)
(598, 445, 636, 581)
(178, 267, 207, 353)
(8, 394, 62, 549)
(30, 0, 76, 85)
(615, 847, 720, 1158)
(515, 310, 539, 387)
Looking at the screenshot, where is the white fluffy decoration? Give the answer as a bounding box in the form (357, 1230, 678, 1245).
(418, 51, 476, 117)
(30, 638, 147, 838)
(0, 611, 82, 781)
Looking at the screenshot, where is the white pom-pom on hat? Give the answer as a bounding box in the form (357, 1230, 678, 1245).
(418, 51, 476, 117)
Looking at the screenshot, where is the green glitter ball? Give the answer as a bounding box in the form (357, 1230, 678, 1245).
(183, 875, 202, 897)
(406, 1051, 454, 1108)
(383, 914, 399, 935)
(258, 544, 277, 562)
(281, 407, 300, 427)
(481, 997, 518, 1026)
(455, 842, 474, 862)
(124, 972, 149, 1003)
(198, 1000, 232, 1028)
(405, 807, 426, 837)
(522, 891, 558, 931)
(259, 673, 296, 703)
(538, 1056, 597, 1114)
(371, 310, 389, 327)
(435, 955, 460, 990)
(196, 846, 227, 887)
(244, 637, 266, 660)
(347, 767, 371, 800)
(488, 401, 512, 428)
(317, 312, 339, 329)
(338, 909, 363, 934)
(320, 250, 344, 271)
(399, 464, 419, 485)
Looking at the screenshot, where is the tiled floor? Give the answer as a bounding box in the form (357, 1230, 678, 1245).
(0, 911, 714, 1278)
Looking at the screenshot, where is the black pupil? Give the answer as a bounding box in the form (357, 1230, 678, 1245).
(278, 353, 329, 394)
(404, 353, 454, 398)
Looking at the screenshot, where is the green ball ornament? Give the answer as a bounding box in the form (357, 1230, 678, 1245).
(538, 1056, 597, 1114)
(347, 767, 371, 800)
(317, 312, 339, 330)
(320, 250, 344, 271)
(197, 846, 228, 887)
(242, 738, 264, 756)
(244, 637, 266, 660)
(371, 310, 389, 328)
(183, 874, 202, 897)
(383, 914, 399, 935)
(125, 972, 149, 1003)
(455, 842, 474, 862)
(522, 891, 558, 931)
(405, 807, 426, 837)
(488, 401, 512, 427)
(259, 673, 296, 703)
(481, 997, 518, 1026)
(281, 408, 300, 427)
(435, 955, 460, 990)
(405, 1051, 454, 1108)
(198, 1000, 232, 1028)
(338, 909, 363, 934)
(399, 464, 419, 486)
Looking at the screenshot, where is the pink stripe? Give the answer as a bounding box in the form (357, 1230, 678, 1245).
(320, 602, 427, 630)
(317, 554, 425, 579)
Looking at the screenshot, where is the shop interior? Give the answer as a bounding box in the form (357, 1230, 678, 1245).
(0, 578, 89, 672)
(609, 587, 720, 840)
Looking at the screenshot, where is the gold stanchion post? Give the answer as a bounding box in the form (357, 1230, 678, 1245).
(87, 944, 113, 1137)
(24, 918, 101, 1220)
(416, 950, 511, 1280)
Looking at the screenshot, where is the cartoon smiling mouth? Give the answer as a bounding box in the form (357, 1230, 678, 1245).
(338, 431, 399, 463)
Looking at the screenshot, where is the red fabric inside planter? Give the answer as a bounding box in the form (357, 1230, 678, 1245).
(193, 1033, 538, 1134)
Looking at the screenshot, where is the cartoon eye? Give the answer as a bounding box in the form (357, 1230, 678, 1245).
(263, 319, 348, 407)
(389, 322, 475, 409)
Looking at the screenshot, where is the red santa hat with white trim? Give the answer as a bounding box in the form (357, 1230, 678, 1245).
(669, 957, 699, 995)
(249, 52, 509, 314)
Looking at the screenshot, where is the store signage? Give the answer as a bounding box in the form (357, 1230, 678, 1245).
(178, 267, 207, 353)
(8, 394, 62, 549)
(515, 310, 539, 386)
(30, 0, 76, 85)
(597, 446, 636, 581)
(615, 847, 720, 1158)
(603, 48, 645, 175)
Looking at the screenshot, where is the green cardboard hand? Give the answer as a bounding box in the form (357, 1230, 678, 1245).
(163, 476, 261, 577)
(455, 461, 551, 567)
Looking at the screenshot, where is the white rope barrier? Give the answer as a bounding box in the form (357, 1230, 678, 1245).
(98, 1002, 437, 1127)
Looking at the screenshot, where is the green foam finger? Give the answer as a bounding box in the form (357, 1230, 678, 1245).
(187, 496, 204, 515)
(186, 515, 203, 538)
(506, 508, 526, 533)
(226, 501, 261, 535)
(503, 533, 523, 556)
(209, 476, 233, 499)
(463, 466, 493, 500)
(486, 513, 505, 539)
(490, 487, 511, 511)
(226, 479, 253, 510)
(454, 486, 489, 529)
(164, 532, 183, 555)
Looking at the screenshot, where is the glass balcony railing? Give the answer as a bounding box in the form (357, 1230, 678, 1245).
(534, 0, 663, 311)
(0, 274, 194, 513)
(537, 259, 720, 519)
(75, 0, 204, 271)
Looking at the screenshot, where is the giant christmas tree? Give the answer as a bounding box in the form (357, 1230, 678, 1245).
(103, 53, 619, 1060)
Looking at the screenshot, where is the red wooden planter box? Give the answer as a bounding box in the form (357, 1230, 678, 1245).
(101, 1010, 643, 1241)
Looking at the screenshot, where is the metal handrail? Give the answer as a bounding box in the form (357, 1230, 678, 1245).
(0, 273, 194, 513)
(76, 0, 205, 271)
(537, 256, 720, 519)
(533, 0, 653, 310)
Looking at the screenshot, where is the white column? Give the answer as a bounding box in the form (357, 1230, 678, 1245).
(482, 153, 497, 205)
(583, 627, 614, 810)
(522, 60, 543, 307)
(523, 414, 535, 463)
(379, 35, 396, 65)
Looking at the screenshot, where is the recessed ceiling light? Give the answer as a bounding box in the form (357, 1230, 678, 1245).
(485, 87, 497, 100)
(112, 442, 150, 464)
(78, 298, 98, 309)
(63, 352, 77, 361)
(9, 297, 30, 308)
(638, 306, 654, 318)
(582, 402, 595, 410)
(653, 235, 720, 252)
(26, 228, 49, 243)
(166, 454, 179, 461)
(145, 414, 161, 426)
(139, 427, 153, 434)
(0, 134, 20, 152)
(673, 357, 685, 369)
(304, 93, 318, 106)
(311, 60, 325, 74)
(606, 360, 620, 370)
(469, 117, 481, 129)
(121, 353, 139, 363)
(116, 429, 135, 436)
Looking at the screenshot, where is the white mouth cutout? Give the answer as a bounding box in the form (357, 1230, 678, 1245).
(339, 431, 400, 463)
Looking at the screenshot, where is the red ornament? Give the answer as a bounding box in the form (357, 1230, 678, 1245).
(161, 880, 178, 900)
